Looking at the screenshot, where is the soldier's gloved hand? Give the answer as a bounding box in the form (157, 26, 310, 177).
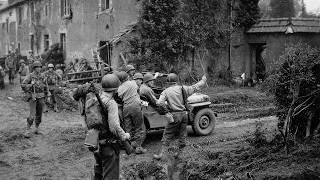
(202, 75, 207, 82)
(123, 133, 130, 141)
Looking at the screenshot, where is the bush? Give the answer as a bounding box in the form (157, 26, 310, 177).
(262, 43, 320, 133)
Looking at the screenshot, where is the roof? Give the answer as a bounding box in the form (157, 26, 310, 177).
(0, 0, 26, 13)
(110, 21, 137, 45)
(247, 18, 320, 34)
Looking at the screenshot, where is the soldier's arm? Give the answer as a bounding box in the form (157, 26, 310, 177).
(156, 90, 167, 105)
(146, 88, 158, 106)
(21, 74, 32, 91)
(106, 100, 127, 141)
(185, 75, 207, 96)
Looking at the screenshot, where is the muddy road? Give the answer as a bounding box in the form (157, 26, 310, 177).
(0, 80, 318, 179)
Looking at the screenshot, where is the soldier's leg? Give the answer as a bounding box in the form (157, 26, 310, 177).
(25, 100, 37, 138)
(177, 112, 188, 149)
(51, 90, 58, 112)
(123, 106, 134, 146)
(100, 144, 120, 180)
(93, 152, 103, 180)
(130, 105, 146, 149)
(154, 121, 179, 160)
(34, 98, 44, 134)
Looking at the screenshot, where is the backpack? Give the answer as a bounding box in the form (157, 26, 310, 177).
(84, 93, 105, 130)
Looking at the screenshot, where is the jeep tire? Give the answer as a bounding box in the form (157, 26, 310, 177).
(192, 108, 215, 136)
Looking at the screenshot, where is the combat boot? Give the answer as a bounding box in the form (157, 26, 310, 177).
(24, 123, 32, 138)
(34, 125, 40, 134)
(135, 147, 147, 154)
(153, 147, 166, 160)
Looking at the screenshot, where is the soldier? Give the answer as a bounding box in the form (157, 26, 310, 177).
(126, 65, 136, 80)
(21, 61, 48, 138)
(27, 50, 35, 71)
(55, 64, 64, 80)
(133, 73, 143, 88)
(140, 73, 157, 107)
(44, 63, 62, 112)
(117, 71, 147, 154)
(73, 74, 130, 180)
(0, 66, 5, 89)
(5, 52, 16, 84)
(18, 59, 30, 84)
(153, 73, 207, 160)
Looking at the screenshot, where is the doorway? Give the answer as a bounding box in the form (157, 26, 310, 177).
(249, 43, 266, 82)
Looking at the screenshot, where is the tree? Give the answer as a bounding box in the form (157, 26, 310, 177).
(270, 0, 296, 18)
(235, 0, 260, 30)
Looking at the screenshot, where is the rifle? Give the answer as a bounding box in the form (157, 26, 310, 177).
(89, 83, 134, 155)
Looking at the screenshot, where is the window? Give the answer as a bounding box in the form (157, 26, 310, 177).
(18, 7, 23, 25)
(45, 4, 48, 16)
(61, 0, 71, 18)
(6, 18, 9, 33)
(30, 2, 35, 22)
(30, 34, 34, 52)
(100, 0, 112, 12)
(44, 34, 49, 51)
(60, 33, 66, 55)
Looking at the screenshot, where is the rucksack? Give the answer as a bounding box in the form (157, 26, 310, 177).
(84, 93, 105, 130)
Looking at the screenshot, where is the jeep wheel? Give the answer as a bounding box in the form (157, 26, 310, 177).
(192, 108, 215, 136)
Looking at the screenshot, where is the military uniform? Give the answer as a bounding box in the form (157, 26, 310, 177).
(21, 71, 47, 135)
(140, 84, 157, 107)
(155, 74, 206, 159)
(73, 74, 129, 180)
(44, 70, 61, 111)
(0, 66, 5, 89)
(5, 54, 16, 84)
(18, 64, 30, 83)
(118, 80, 146, 152)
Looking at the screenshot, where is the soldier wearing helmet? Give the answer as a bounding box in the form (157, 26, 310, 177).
(43, 63, 61, 112)
(5, 52, 16, 84)
(153, 73, 207, 160)
(73, 74, 130, 180)
(18, 59, 30, 84)
(117, 70, 147, 154)
(0, 65, 5, 89)
(126, 64, 135, 80)
(139, 73, 158, 107)
(21, 61, 48, 138)
(133, 73, 143, 87)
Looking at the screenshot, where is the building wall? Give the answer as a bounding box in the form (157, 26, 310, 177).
(231, 32, 320, 78)
(0, 0, 140, 67)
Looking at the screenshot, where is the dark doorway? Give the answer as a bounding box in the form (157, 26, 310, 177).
(98, 41, 112, 65)
(250, 43, 266, 82)
(255, 44, 266, 81)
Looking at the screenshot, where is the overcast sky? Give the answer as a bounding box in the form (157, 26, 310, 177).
(305, 0, 320, 13)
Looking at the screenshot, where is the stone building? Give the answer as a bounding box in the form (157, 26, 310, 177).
(231, 18, 320, 80)
(0, 0, 140, 67)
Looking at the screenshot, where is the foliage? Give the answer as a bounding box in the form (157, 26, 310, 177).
(126, 0, 230, 72)
(235, 0, 261, 30)
(262, 43, 320, 128)
(40, 43, 64, 65)
(270, 0, 296, 18)
(246, 121, 268, 148)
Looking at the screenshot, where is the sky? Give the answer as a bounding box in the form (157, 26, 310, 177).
(305, 0, 320, 13)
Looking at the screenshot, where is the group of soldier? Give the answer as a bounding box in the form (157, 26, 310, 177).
(7, 52, 208, 179)
(71, 64, 207, 179)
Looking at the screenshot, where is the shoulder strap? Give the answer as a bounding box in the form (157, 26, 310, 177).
(181, 86, 189, 111)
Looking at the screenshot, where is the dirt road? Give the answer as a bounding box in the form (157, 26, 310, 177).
(1, 80, 318, 179)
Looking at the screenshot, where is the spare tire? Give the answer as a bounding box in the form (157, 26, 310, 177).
(192, 108, 216, 136)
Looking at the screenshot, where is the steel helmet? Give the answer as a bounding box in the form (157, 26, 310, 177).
(33, 61, 42, 68)
(126, 65, 135, 73)
(167, 73, 178, 83)
(101, 74, 121, 92)
(114, 71, 129, 82)
(143, 73, 155, 83)
(133, 73, 143, 80)
(19, 59, 25, 64)
(48, 63, 54, 68)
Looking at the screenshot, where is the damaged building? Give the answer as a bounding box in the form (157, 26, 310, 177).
(0, 0, 139, 67)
